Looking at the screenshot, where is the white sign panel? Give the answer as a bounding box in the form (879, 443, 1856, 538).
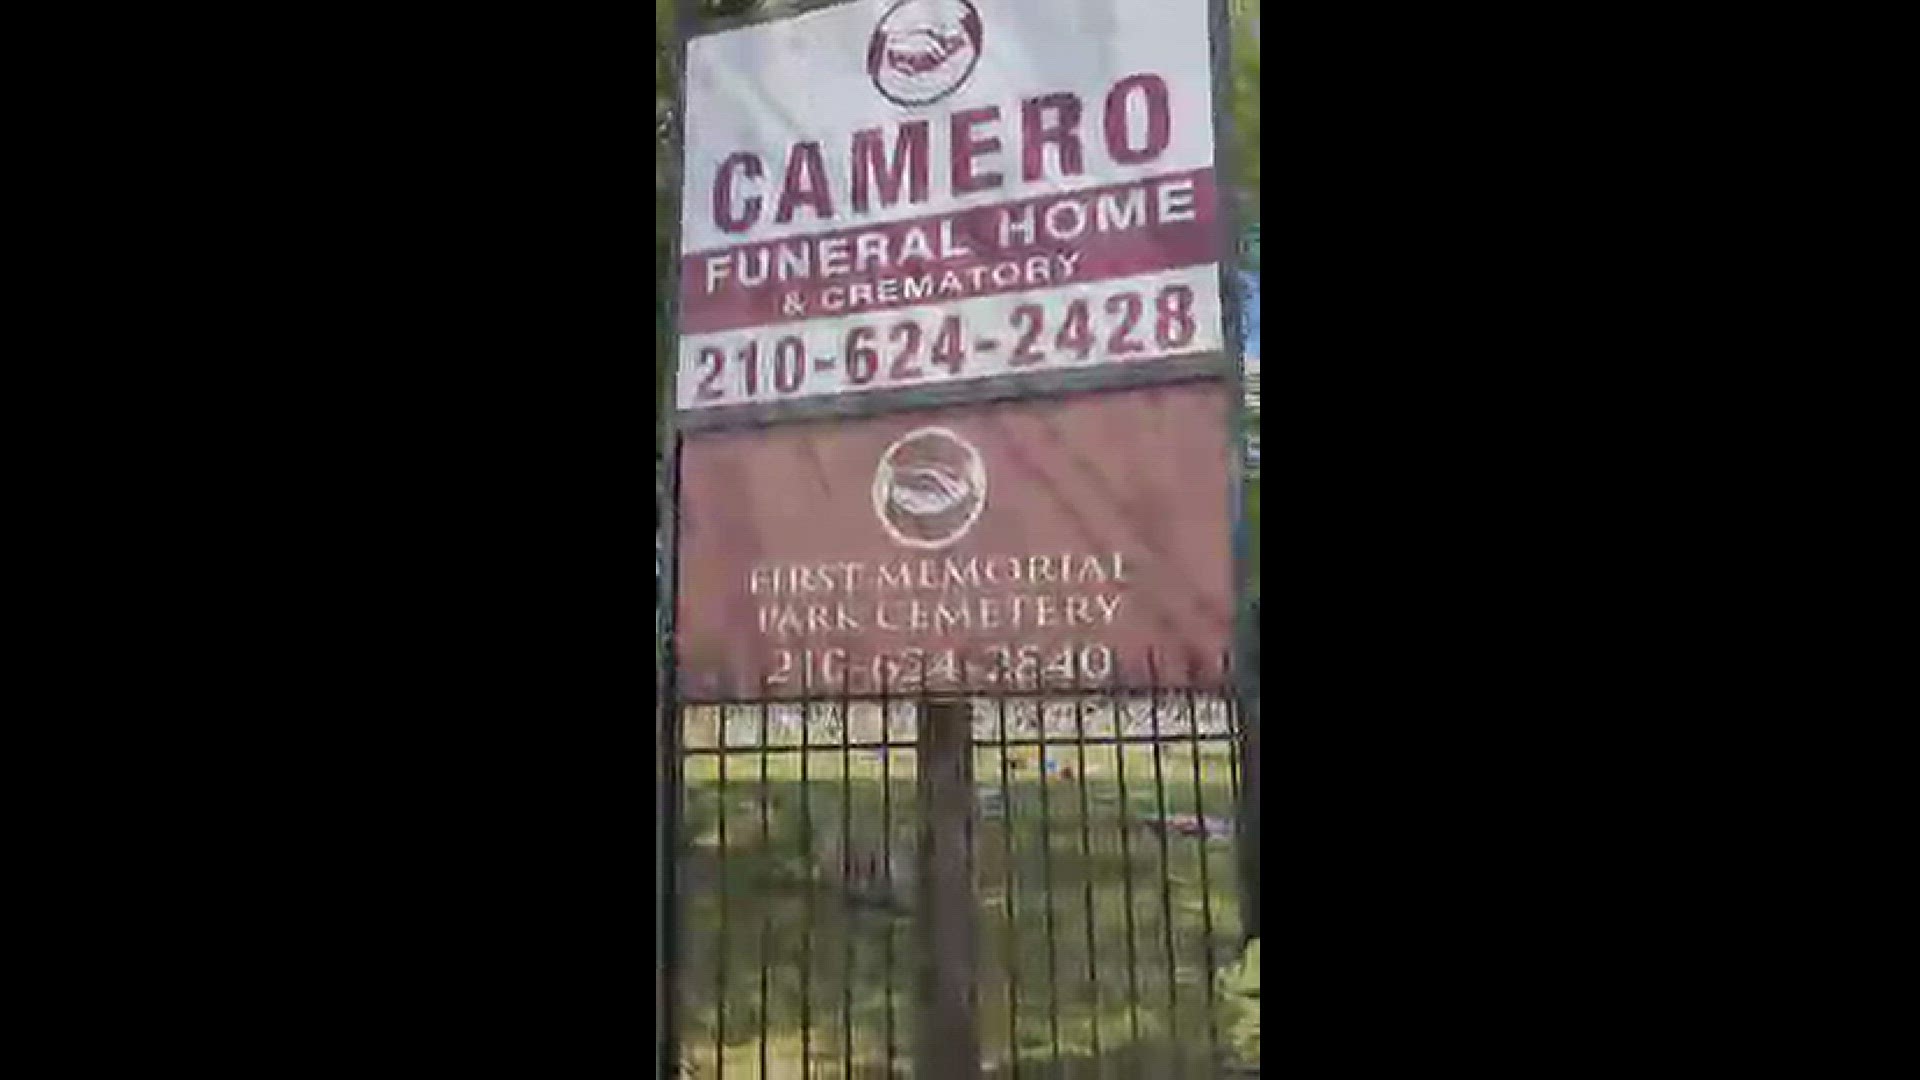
(676, 0, 1224, 411)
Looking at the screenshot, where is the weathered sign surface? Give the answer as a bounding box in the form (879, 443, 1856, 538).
(675, 0, 1225, 411)
(674, 381, 1232, 697)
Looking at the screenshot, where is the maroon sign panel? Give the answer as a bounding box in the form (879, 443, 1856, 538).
(675, 381, 1232, 699)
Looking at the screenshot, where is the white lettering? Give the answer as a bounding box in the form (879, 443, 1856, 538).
(1096, 187, 1147, 231)
(1157, 178, 1197, 223)
(855, 232, 889, 273)
(776, 242, 809, 280)
(900, 227, 935, 264)
(1065, 595, 1094, 625)
(1044, 199, 1088, 240)
(939, 218, 973, 259)
(818, 237, 851, 276)
(737, 247, 769, 286)
(1000, 204, 1036, 247)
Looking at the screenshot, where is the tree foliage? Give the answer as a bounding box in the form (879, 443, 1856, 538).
(1218, 936, 1260, 1068)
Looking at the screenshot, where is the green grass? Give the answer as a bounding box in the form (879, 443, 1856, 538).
(670, 739, 1245, 1078)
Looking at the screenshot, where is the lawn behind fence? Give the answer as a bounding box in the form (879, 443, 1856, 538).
(673, 698, 1246, 1077)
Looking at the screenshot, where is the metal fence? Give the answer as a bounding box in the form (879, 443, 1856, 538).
(660, 653, 1257, 1078)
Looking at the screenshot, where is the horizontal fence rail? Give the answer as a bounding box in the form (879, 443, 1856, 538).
(664, 651, 1257, 1078)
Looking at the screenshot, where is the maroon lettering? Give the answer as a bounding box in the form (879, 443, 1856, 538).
(851, 121, 930, 213)
(1021, 93, 1084, 183)
(950, 106, 1004, 195)
(1103, 74, 1171, 165)
(709, 75, 1177, 236)
(713, 152, 763, 234)
(776, 141, 834, 224)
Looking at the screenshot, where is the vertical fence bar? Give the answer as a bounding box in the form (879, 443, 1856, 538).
(800, 677, 814, 1075)
(881, 664, 897, 1075)
(662, 697, 687, 1080)
(1147, 652, 1181, 1069)
(1111, 674, 1144, 1054)
(660, 687, 683, 1076)
(758, 701, 772, 1077)
(1071, 656, 1102, 1067)
(1222, 652, 1242, 811)
(841, 680, 854, 1077)
(659, 688, 681, 1080)
(1036, 690, 1062, 1068)
(995, 684, 1020, 1077)
(962, 692, 979, 1037)
(715, 701, 729, 1079)
(1185, 673, 1222, 1071)
(1238, 624, 1261, 944)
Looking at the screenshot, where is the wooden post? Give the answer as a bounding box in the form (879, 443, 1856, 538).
(918, 698, 980, 1079)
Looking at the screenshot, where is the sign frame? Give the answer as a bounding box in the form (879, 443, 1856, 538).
(657, 1, 1257, 1069)
(671, 0, 1244, 426)
(660, 0, 1254, 723)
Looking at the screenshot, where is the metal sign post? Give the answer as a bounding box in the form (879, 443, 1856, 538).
(1205, 0, 1260, 945)
(918, 697, 980, 1080)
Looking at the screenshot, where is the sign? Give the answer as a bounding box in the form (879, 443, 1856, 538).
(674, 381, 1234, 697)
(675, 0, 1226, 411)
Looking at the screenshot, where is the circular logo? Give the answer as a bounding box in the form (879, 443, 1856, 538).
(866, 0, 984, 107)
(872, 426, 987, 549)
